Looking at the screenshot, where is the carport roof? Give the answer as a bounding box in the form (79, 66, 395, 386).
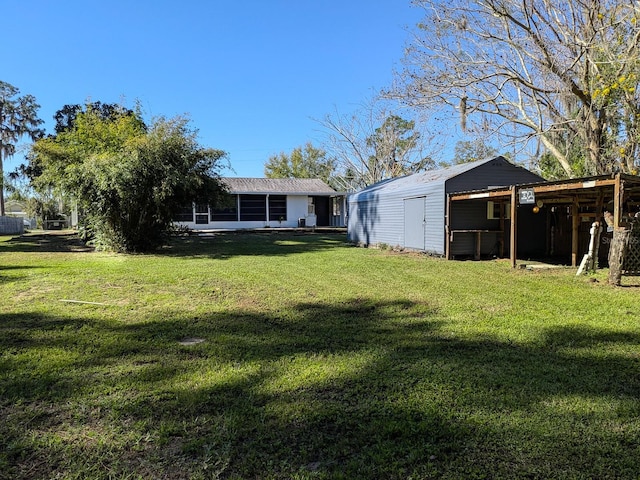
(449, 173, 640, 204)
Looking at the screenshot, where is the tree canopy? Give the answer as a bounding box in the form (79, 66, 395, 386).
(452, 139, 499, 165)
(0, 81, 44, 215)
(393, 0, 640, 177)
(29, 105, 227, 252)
(52, 101, 144, 134)
(319, 104, 436, 191)
(264, 142, 336, 186)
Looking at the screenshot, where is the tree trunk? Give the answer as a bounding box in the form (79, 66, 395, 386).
(0, 148, 4, 217)
(608, 229, 630, 286)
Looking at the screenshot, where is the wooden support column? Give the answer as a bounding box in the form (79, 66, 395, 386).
(499, 202, 505, 258)
(608, 173, 627, 285)
(613, 173, 623, 231)
(510, 186, 517, 268)
(571, 199, 579, 267)
(445, 194, 451, 260)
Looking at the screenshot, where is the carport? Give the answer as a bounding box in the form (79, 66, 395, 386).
(446, 173, 640, 268)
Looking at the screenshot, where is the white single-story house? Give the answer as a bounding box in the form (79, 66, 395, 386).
(4, 200, 34, 229)
(174, 178, 346, 230)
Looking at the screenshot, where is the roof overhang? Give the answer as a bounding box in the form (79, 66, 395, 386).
(449, 174, 640, 204)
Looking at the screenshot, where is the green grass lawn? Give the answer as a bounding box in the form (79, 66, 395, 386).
(1, 231, 639, 479)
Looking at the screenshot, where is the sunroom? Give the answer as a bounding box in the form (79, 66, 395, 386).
(173, 178, 346, 230)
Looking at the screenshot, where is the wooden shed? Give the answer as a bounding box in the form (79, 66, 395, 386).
(347, 157, 544, 255)
(448, 172, 640, 269)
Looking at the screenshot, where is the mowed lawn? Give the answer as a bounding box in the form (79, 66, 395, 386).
(1, 231, 639, 479)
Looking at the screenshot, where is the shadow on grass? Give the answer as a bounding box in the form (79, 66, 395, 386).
(161, 231, 351, 259)
(0, 232, 94, 254)
(0, 265, 39, 285)
(0, 230, 350, 259)
(1, 300, 640, 478)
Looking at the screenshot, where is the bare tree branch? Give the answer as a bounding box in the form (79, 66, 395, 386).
(390, 0, 640, 176)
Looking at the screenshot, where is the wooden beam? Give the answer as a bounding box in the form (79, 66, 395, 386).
(510, 186, 517, 268)
(571, 199, 579, 267)
(449, 177, 619, 202)
(528, 178, 616, 194)
(450, 190, 512, 201)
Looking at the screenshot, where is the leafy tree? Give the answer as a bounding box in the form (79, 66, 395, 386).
(0, 81, 44, 215)
(453, 139, 498, 164)
(264, 142, 336, 185)
(53, 101, 143, 134)
(29, 106, 227, 252)
(534, 148, 590, 181)
(19, 102, 146, 185)
(393, 0, 640, 176)
(364, 115, 425, 177)
(319, 103, 436, 191)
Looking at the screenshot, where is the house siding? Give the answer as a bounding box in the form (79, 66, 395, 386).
(445, 158, 544, 193)
(424, 186, 445, 253)
(348, 190, 404, 246)
(0, 216, 24, 235)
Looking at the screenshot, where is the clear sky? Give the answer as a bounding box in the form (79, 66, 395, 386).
(4, 0, 426, 178)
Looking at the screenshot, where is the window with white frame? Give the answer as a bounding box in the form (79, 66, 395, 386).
(195, 203, 209, 224)
(487, 201, 510, 219)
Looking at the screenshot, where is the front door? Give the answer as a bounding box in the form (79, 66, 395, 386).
(404, 197, 426, 250)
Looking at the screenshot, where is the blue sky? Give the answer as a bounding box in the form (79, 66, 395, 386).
(4, 0, 428, 177)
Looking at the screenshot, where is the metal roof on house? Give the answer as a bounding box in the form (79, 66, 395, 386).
(222, 178, 337, 195)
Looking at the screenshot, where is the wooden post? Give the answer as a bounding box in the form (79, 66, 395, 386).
(475, 231, 481, 260)
(608, 174, 627, 285)
(613, 173, 623, 230)
(510, 186, 517, 268)
(499, 201, 505, 258)
(608, 229, 630, 285)
(445, 194, 451, 260)
(571, 199, 579, 267)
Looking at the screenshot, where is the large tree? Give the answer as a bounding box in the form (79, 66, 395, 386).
(29, 105, 227, 252)
(393, 0, 640, 177)
(264, 142, 336, 185)
(0, 81, 44, 215)
(319, 104, 436, 191)
(452, 139, 499, 165)
(52, 101, 143, 134)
